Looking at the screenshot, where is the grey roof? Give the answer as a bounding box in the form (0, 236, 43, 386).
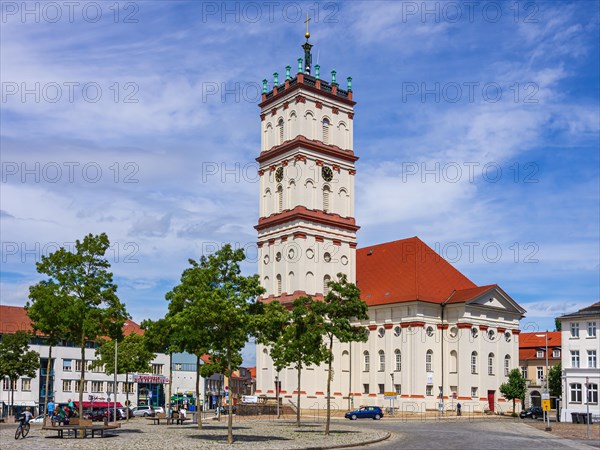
(557, 302, 600, 320)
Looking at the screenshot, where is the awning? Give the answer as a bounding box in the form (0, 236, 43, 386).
(73, 402, 123, 408)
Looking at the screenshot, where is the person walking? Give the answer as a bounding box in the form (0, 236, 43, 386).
(46, 400, 55, 417)
(456, 402, 462, 416)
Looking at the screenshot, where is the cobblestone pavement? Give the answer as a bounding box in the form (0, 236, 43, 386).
(2, 417, 389, 449)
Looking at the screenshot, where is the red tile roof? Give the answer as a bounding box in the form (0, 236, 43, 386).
(248, 367, 256, 379)
(0, 305, 142, 336)
(518, 331, 562, 361)
(357, 237, 487, 307)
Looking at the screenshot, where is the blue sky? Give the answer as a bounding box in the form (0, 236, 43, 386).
(1, 1, 599, 365)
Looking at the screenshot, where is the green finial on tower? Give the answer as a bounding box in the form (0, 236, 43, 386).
(262, 79, 268, 94)
(331, 70, 337, 86)
(286, 65, 291, 81)
(297, 58, 303, 73)
(347, 76, 352, 92)
(315, 64, 320, 80)
(273, 72, 279, 86)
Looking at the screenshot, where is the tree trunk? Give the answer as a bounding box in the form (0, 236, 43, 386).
(10, 381, 14, 417)
(196, 355, 202, 429)
(227, 348, 233, 444)
(44, 345, 53, 417)
(512, 398, 515, 414)
(126, 372, 130, 423)
(168, 351, 173, 410)
(79, 341, 85, 438)
(296, 363, 301, 427)
(79, 341, 85, 420)
(325, 335, 333, 435)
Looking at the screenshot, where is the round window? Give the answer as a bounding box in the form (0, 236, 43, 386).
(263, 255, 269, 264)
(275, 252, 282, 262)
(504, 331, 511, 342)
(306, 248, 314, 259)
(487, 329, 495, 340)
(426, 326, 434, 337)
(394, 326, 401, 337)
(449, 326, 458, 338)
(324, 252, 331, 263)
(378, 328, 385, 338)
(471, 327, 479, 338)
(288, 248, 295, 259)
(341, 255, 348, 265)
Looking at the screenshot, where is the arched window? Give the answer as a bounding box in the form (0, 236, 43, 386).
(504, 355, 511, 376)
(288, 271, 294, 293)
(305, 272, 315, 295)
(338, 188, 348, 217)
(276, 274, 282, 296)
(342, 350, 350, 372)
(263, 188, 272, 217)
(278, 118, 284, 144)
(264, 123, 273, 149)
(277, 185, 283, 213)
(426, 349, 433, 372)
(263, 276, 269, 297)
(323, 275, 331, 295)
(288, 180, 296, 209)
(338, 121, 349, 148)
(450, 350, 458, 373)
(471, 351, 478, 374)
(322, 118, 330, 144)
(379, 350, 385, 372)
(363, 351, 370, 372)
(323, 185, 330, 212)
(305, 179, 315, 210)
(488, 353, 495, 375)
(395, 349, 401, 371)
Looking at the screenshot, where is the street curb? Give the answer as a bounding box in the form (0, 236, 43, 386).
(302, 431, 392, 450)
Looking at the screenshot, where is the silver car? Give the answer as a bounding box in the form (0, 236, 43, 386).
(131, 406, 154, 417)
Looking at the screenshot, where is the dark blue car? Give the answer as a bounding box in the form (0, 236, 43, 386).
(345, 406, 384, 420)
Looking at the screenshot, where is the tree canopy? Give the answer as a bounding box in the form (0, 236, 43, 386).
(500, 368, 527, 414)
(0, 331, 39, 414)
(27, 232, 129, 418)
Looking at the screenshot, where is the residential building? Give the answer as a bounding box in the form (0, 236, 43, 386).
(557, 302, 600, 422)
(0, 305, 202, 416)
(518, 332, 561, 408)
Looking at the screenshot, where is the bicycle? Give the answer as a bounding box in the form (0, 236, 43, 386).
(14, 416, 30, 439)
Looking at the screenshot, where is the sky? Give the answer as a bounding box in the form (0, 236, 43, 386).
(1, 1, 599, 365)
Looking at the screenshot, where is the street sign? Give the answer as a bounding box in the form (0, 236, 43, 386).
(542, 399, 551, 411)
(384, 392, 397, 400)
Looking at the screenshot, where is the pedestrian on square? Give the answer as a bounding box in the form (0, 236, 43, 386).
(68, 398, 75, 409)
(47, 400, 55, 417)
(457, 402, 462, 416)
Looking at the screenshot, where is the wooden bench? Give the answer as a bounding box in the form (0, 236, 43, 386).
(146, 412, 167, 424)
(169, 417, 191, 425)
(42, 419, 120, 438)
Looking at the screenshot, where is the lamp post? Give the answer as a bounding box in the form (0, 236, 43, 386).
(586, 376, 590, 439)
(390, 373, 395, 416)
(536, 331, 551, 431)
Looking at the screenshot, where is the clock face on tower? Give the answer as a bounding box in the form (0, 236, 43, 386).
(275, 167, 284, 182)
(322, 166, 333, 182)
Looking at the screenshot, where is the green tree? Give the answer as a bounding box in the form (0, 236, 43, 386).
(26, 281, 70, 415)
(500, 368, 527, 414)
(266, 296, 328, 427)
(141, 315, 184, 419)
(314, 274, 369, 435)
(0, 331, 39, 415)
(548, 362, 562, 399)
(31, 233, 129, 419)
(167, 244, 264, 443)
(92, 333, 155, 422)
(554, 318, 562, 332)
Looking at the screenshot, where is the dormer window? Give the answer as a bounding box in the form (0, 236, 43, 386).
(537, 350, 544, 358)
(552, 349, 560, 358)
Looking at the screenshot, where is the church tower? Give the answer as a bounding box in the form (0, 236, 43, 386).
(255, 28, 358, 303)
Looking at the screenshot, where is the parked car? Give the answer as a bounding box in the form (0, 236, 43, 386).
(131, 406, 155, 417)
(520, 406, 544, 420)
(30, 414, 45, 424)
(87, 408, 116, 422)
(153, 407, 165, 415)
(345, 406, 384, 420)
(117, 407, 133, 420)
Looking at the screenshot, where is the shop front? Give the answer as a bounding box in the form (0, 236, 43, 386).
(134, 374, 168, 408)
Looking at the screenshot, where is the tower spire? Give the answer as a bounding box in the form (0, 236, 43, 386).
(302, 13, 313, 75)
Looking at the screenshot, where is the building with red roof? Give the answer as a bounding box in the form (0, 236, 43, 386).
(254, 34, 526, 414)
(518, 331, 561, 408)
(0, 305, 202, 416)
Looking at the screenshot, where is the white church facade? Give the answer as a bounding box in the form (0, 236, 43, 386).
(255, 33, 526, 414)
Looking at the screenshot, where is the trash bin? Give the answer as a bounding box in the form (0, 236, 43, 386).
(580, 413, 592, 424)
(571, 412, 580, 423)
